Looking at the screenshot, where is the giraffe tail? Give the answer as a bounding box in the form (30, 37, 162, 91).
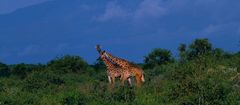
(141, 73, 145, 82)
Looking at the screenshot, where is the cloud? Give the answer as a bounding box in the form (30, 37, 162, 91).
(96, 1, 129, 22)
(17, 43, 78, 57)
(201, 24, 223, 35)
(201, 22, 240, 36)
(96, 0, 167, 22)
(0, 0, 53, 14)
(134, 0, 167, 20)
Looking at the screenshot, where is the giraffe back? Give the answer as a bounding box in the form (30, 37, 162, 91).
(103, 52, 131, 69)
(104, 51, 144, 77)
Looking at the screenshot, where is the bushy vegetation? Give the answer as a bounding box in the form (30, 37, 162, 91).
(0, 39, 239, 105)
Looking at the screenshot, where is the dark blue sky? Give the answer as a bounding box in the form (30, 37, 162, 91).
(0, 0, 239, 64)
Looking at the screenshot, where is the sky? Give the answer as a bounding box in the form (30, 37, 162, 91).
(0, 0, 240, 64)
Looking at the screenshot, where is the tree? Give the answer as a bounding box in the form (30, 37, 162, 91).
(144, 48, 173, 69)
(0, 62, 10, 77)
(11, 63, 31, 79)
(212, 48, 224, 58)
(47, 55, 88, 73)
(93, 57, 105, 70)
(178, 44, 187, 62)
(188, 38, 213, 59)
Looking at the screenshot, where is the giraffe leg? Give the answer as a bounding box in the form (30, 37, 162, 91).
(121, 75, 128, 86)
(127, 78, 132, 87)
(107, 76, 114, 90)
(135, 75, 142, 87)
(111, 77, 115, 88)
(108, 76, 112, 84)
(120, 73, 124, 82)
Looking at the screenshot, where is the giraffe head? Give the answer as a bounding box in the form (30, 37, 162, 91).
(96, 44, 107, 56)
(95, 44, 102, 53)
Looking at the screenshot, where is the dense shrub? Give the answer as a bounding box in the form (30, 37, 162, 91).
(162, 56, 239, 104)
(10, 63, 33, 79)
(93, 57, 105, 70)
(47, 55, 88, 73)
(144, 48, 174, 69)
(0, 82, 5, 92)
(22, 71, 64, 93)
(188, 38, 213, 59)
(0, 62, 10, 77)
(60, 91, 87, 105)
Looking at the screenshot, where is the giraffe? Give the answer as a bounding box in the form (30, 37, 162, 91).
(95, 45, 132, 87)
(103, 49, 145, 87)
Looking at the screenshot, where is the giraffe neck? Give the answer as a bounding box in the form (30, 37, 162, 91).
(99, 53, 115, 71)
(103, 52, 130, 69)
(104, 53, 117, 65)
(96, 45, 116, 72)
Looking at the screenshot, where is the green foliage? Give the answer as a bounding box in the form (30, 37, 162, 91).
(60, 90, 87, 105)
(213, 48, 225, 58)
(11, 63, 33, 79)
(0, 62, 10, 77)
(178, 38, 215, 61)
(93, 57, 105, 70)
(144, 48, 174, 69)
(178, 43, 188, 62)
(110, 87, 136, 104)
(47, 55, 88, 73)
(162, 55, 239, 104)
(22, 71, 64, 93)
(0, 82, 5, 92)
(0, 39, 239, 105)
(188, 38, 213, 58)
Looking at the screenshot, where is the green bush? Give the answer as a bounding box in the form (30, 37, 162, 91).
(144, 48, 174, 69)
(47, 55, 88, 73)
(0, 62, 10, 77)
(10, 63, 33, 79)
(161, 56, 239, 104)
(0, 82, 5, 92)
(22, 71, 64, 93)
(59, 90, 88, 105)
